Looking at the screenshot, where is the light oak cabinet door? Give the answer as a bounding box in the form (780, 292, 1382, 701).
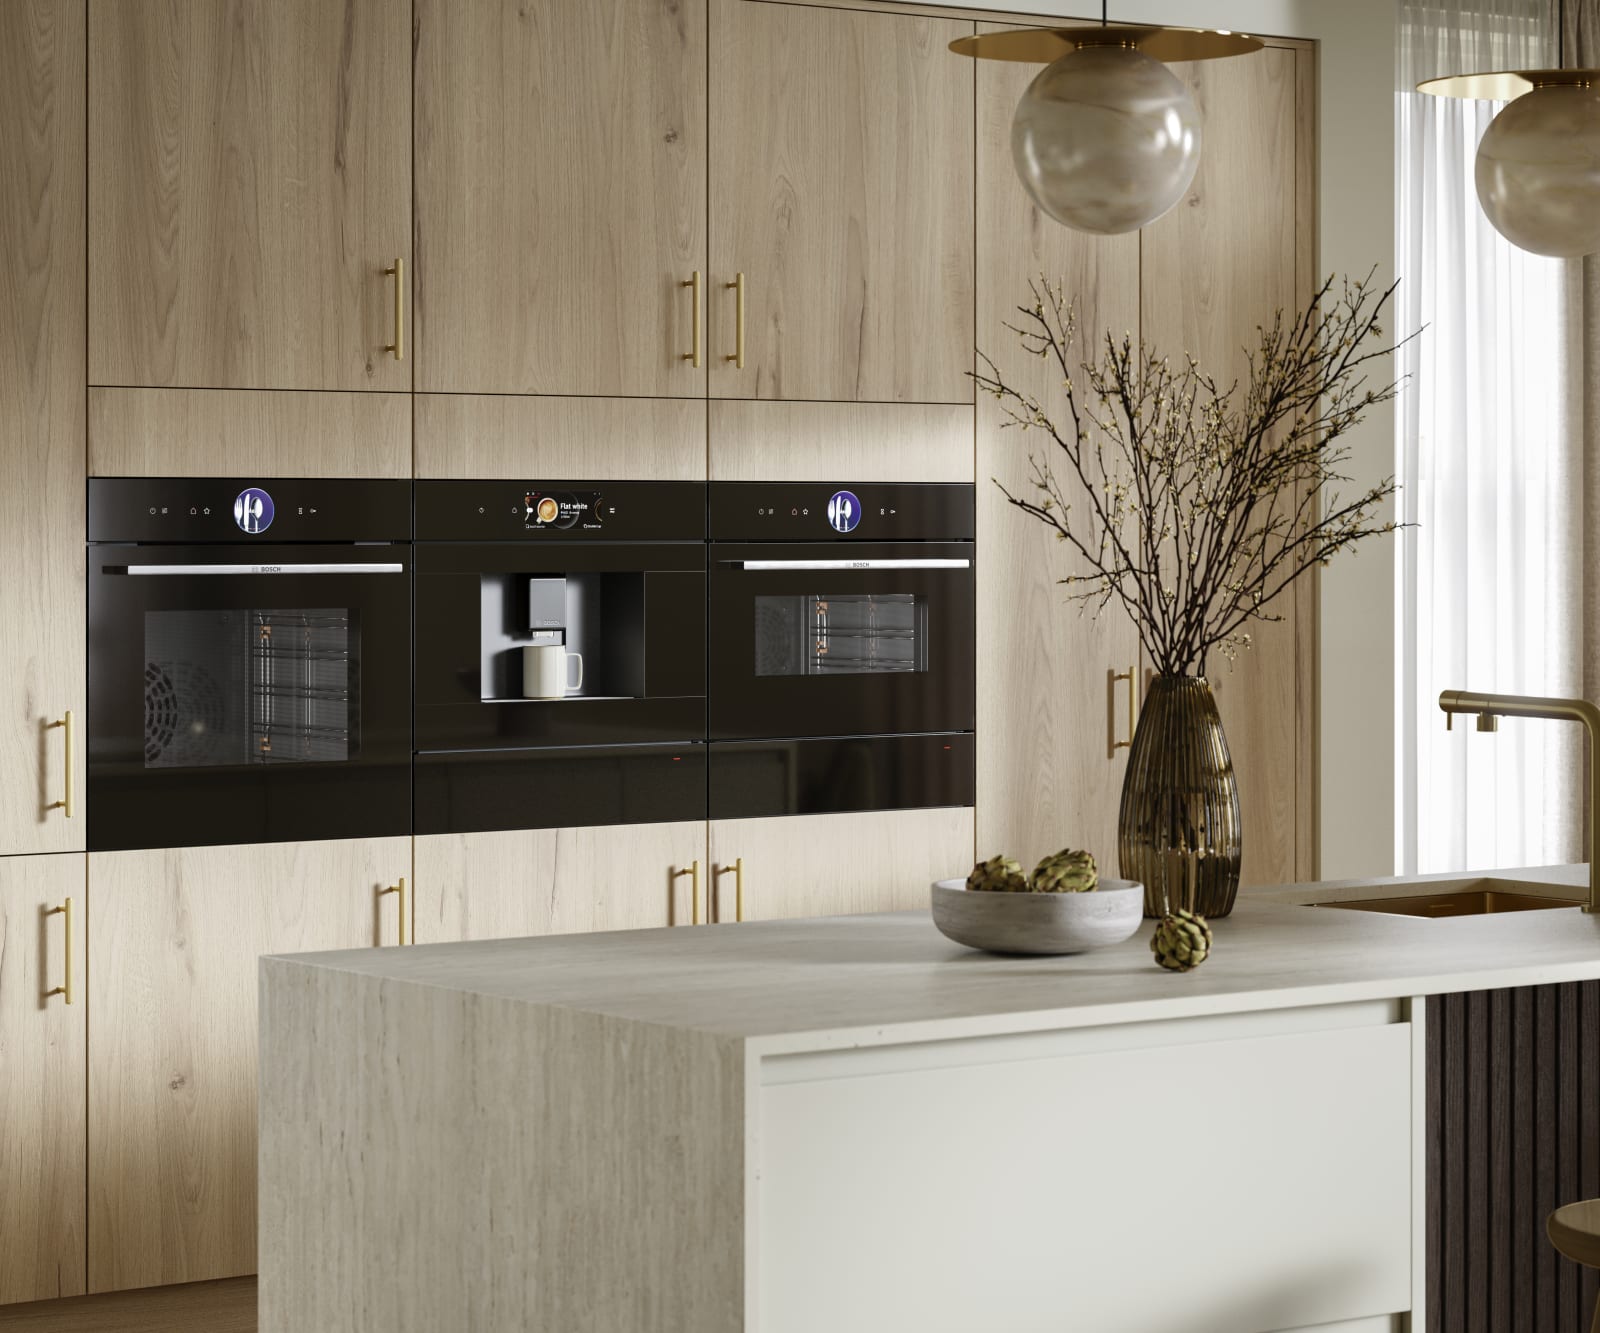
(87, 837, 411, 1293)
(708, 0, 974, 403)
(414, 0, 706, 396)
(973, 25, 1141, 871)
(709, 808, 974, 923)
(88, 0, 411, 391)
(0, 0, 85, 857)
(414, 822, 708, 944)
(1141, 46, 1309, 888)
(0, 853, 86, 1306)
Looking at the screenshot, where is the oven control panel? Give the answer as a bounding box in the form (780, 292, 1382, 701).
(708, 483, 975, 542)
(416, 481, 706, 542)
(87, 478, 413, 543)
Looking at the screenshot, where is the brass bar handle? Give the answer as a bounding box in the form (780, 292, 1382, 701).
(48, 711, 73, 818)
(674, 860, 702, 925)
(714, 857, 746, 923)
(380, 877, 410, 946)
(1112, 667, 1137, 751)
(725, 273, 745, 369)
(682, 271, 702, 368)
(383, 259, 404, 361)
(47, 897, 73, 1005)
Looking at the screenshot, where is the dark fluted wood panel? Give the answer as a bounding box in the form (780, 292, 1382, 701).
(1427, 983, 1600, 1332)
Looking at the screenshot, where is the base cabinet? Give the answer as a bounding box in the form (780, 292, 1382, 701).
(0, 853, 86, 1305)
(709, 808, 975, 923)
(86, 837, 410, 1294)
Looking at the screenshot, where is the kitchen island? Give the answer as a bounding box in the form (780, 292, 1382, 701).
(259, 866, 1600, 1333)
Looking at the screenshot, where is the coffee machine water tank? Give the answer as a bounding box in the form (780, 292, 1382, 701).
(528, 578, 566, 645)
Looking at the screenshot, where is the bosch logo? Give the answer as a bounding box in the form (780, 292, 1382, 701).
(233, 487, 275, 534)
(827, 490, 861, 533)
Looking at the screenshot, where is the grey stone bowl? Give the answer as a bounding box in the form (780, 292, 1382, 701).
(930, 878, 1145, 956)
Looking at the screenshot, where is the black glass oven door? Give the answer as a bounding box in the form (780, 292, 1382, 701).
(707, 542, 974, 741)
(87, 544, 412, 851)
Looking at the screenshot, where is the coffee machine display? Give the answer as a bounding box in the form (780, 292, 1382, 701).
(413, 480, 706, 835)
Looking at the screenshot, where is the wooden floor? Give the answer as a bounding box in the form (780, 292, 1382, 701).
(0, 1278, 256, 1331)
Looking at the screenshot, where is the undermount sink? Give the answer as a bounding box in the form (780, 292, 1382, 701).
(1315, 878, 1585, 919)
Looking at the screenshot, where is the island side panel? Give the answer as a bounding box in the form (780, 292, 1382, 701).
(259, 959, 745, 1333)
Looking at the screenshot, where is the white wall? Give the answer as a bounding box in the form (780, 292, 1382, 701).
(935, 0, 1401, 879)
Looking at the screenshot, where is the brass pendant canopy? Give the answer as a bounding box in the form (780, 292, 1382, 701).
(1417, 67, 1597, 100)
(949, 25, 1264, 65)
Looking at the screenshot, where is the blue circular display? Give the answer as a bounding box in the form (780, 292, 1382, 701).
(827, 490, 861, 533)
(233, 487, 275, 534)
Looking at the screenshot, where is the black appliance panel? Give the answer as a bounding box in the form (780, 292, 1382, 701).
(416, 480, 706, 541)
(708, 733, 974, 819)
(708, 542, 975, 741)
(89, 477, 412, 543)
(88, 542, 412, 851)
(709, 482, 974, 542)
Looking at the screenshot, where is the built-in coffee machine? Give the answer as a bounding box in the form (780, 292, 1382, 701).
(412, 481, 707, 834)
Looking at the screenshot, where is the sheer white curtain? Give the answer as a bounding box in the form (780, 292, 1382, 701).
(1397, 0, 1583, 874)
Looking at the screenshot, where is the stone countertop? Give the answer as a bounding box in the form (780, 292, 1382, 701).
(265, 863, 1600, 1054)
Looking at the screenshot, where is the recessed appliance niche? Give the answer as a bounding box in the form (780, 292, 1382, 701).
(476, 571, 645, 702)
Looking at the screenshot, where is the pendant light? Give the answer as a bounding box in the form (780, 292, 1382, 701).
(1418, 0, 1600, 258)
(949, 5, 1263, 235)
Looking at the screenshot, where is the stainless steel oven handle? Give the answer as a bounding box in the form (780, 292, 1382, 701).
(124, 563, 406, 576)
(728, 559, 971, 571)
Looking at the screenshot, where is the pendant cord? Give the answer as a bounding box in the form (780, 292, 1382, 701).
(1559, 0, 1565, 70)
(1102, 0, 1108, 27)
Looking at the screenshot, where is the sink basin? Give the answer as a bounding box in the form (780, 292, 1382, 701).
(1315, 878, 1584, 919)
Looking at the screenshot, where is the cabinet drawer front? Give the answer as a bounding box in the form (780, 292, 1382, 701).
(759, 1016, 1412, 1333)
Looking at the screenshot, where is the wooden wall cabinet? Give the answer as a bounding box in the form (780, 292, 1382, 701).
(413, 822, 708, 944)
(0, 853, 87, 1306)
(708, 0, 975, 404)
(709, 808, 975, 923)
(88, 0, 411, 392)
(708, 400, 973, 483)
(86, 837, 410, 1293)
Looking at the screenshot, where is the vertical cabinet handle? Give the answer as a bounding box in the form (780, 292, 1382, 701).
(675, 860, 702, 925)
(48, 710, 73, 818)
(380, 877, 410, 946)
(682, 271, 703, 368)
(47, 897, 73, 1005)
(715, 857, 746, 923)
(725, 273, 745, 369)
(1111, 667, 1137, 753)
(383, 258, 404, 361)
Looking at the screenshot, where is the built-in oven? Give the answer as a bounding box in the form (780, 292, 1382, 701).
(412, 480, 707, 834)
(707, 482, 975, 819)
(87, 479, 413, 852)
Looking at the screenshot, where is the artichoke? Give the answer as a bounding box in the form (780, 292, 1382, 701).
(1151, 909, 1213, 971)
(966, 854, 1027, 893)
(1031, 848, 1098, 893)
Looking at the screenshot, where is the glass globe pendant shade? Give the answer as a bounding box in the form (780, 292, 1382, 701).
(1475, 84, 1600, 258)
(1010, 45, 1202, 235)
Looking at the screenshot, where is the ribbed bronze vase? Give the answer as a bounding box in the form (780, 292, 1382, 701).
(1117, 675, 1243, 919)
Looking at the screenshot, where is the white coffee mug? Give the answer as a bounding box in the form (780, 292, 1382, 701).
(522, 644, 583, 699)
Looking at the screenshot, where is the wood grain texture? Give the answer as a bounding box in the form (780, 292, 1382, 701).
(414, 393, 705, 481)
(88, 389, 410, 478)
(0, 0, 85, 857)
(259, 962, 744, 1333)
(974, 22, 1141, 871)
(709, 807, 975, 922)
(0, 853, 87, 1306)
(708, 0, 974, 403)
(414, 0, 705, 397)
(0, 1277, 255, 1331)
(708, 399, 972, 481)
(87, 837, 410, 1293)
(413, 822, 708, 943)
(1140, 46, 1304, 890)
(88, 0, 411, 391)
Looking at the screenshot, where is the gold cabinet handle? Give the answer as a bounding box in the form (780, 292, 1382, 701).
(47, 897, 74, 1005)
(383, 258, 404, 361)
(674, 860, 702, 925)
(380, 877, 410, 946)
(715, 858, 746, 923)
(725, 272, 745, 369)
(682, 271, 702, 368)
(1111, 667, 1137, 753)
(48, 710, 73, 818)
